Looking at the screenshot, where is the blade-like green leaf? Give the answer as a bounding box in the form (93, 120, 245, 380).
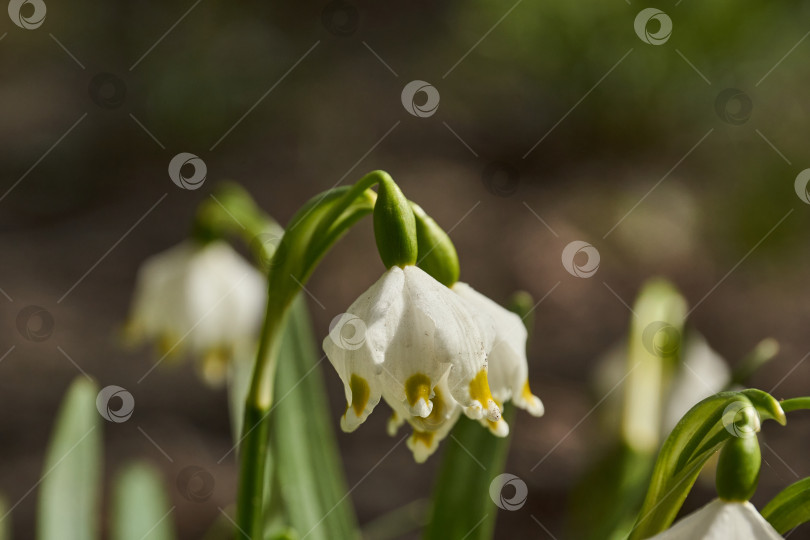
(111, 463, 175, 540)
(269, 295, 359, 540)
(423, 406, 515, 540)
(762, 477, 810, 535)
(37, 377, 101, 540)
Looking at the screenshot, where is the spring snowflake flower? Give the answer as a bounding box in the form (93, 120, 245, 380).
(125, 240, 266, 377)
(324, 265, 502, 462)
(646, 499, 783, 539)
(452, 282, 545, 436)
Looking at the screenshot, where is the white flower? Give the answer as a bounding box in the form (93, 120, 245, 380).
(125, 241, 266, 369)
(452, 282, 545, 436)
(323, 265, 501, 462)
(594, 333, 730, 440)
(662, 334, 731, 434)
(646, 499, 783, 539)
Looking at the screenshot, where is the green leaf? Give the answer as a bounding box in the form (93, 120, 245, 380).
(111, 463, 175, 540)
(762, 477, 810, 534)
(37, 377, 102, 540)
(568, 443, 654, 540)
(628, 390, 785, 539)
(269, 295, 359, 540)
(423, 406, 515, 540)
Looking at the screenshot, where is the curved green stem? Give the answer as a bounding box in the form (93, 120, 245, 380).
(781, 397, 810, 413)
(235, 173, 387, 539)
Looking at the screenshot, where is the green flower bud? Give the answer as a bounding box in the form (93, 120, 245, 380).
(716, 432, 761, 502)
(411, 203, 460, 286)
(373, 174, 418, 268)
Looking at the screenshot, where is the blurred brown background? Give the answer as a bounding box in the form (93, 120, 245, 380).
(2, 1, 810, 538)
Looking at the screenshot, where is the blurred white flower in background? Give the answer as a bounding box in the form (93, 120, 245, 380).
(125, 240, 266, 383)
(661, 334, 731, 434)
(595, 332, 730, 440)
(646, 499, 783, 539)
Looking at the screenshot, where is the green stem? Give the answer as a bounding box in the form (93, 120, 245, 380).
(781, 397, 810, 413)
(236, 402, 273, 536)
(234, 173, 387, 539)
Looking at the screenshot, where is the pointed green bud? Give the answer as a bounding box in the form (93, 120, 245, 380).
(373, 173, 418, 268)
(716, 431, 761, 502)
(411, 203, 460, 286)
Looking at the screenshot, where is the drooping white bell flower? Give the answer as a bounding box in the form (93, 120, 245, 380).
(323, 265, 502, 461)
(645, 499, 783, 539)
(125, 240, 266, 370)
(452, 282, 545, 435)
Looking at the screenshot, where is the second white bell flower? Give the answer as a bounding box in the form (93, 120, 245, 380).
(646, 499, 783, 539)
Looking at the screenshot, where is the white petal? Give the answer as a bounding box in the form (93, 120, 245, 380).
(646, 500, 784, 539)
(453, 282, 543, 417)
(324, 266, 499, 433)
(127, 241, 266, 356)
(662, 334, 731, 435)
